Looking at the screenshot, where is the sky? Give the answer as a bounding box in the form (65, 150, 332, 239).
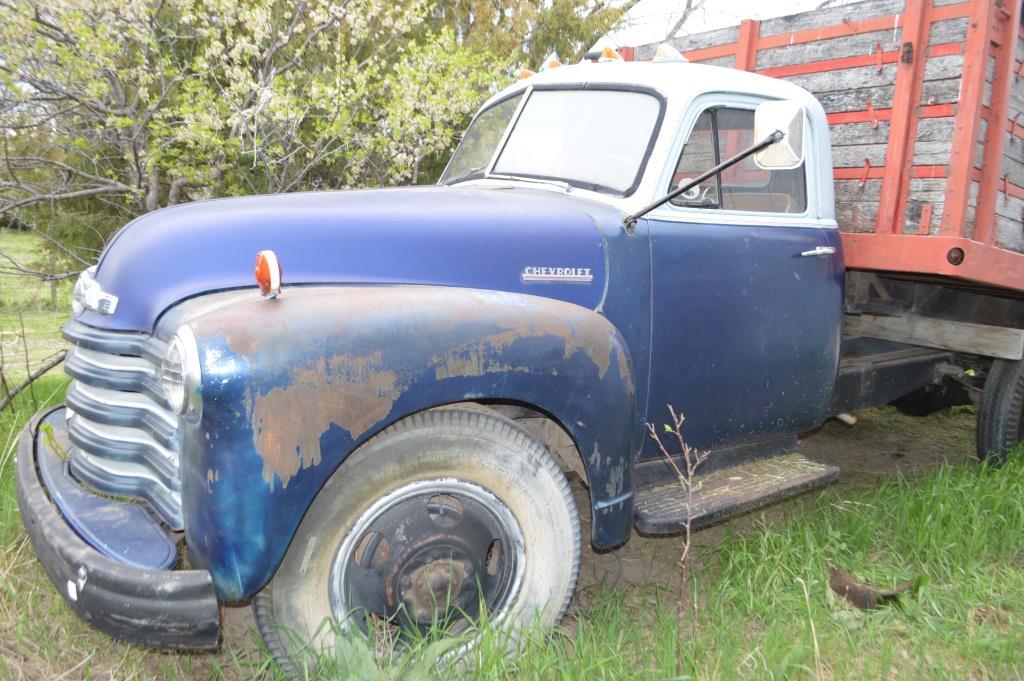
(599, 0, 861, 49)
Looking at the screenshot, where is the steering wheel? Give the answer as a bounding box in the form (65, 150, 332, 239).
(673, 177, 715, 204)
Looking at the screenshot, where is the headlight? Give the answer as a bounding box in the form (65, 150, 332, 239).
(71, 266, 118, 316)
(161, 326, 201, 416)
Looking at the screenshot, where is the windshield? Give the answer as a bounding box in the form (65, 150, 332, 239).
(441, 87, 663, 195)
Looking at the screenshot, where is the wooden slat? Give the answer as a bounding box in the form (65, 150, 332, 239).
(974, 0, 1023, 245)
(876, 0, 932, 235)
(834, 165, 948, 180)
(845, 313, 1024, 360)
(758, 41, 962, 79)
(759, 15, 904, 50)
(940, 0, 994, 236)
(756, 29, 900, 70)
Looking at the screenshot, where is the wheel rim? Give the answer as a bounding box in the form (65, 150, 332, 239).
(329, 478, 525, 637)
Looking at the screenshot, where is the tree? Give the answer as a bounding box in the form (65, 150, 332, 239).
(428, 0, 627, 67)
(0, 1, 506, 254)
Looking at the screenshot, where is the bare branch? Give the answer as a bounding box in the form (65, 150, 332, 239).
(646, 404, 709, 633)
(0, 185, 140, 216)
(0, 250, 80, 281)
(30, 226, 92, 266)
(3, 156, 137, 191)
(668, 0, 697, 39)
(167, 177, 203, 205)
(0, 350, 66, 413)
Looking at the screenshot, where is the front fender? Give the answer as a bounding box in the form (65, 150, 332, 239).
(181, 286, 636, 601)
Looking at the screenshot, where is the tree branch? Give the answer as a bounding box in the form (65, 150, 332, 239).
(0, 351, 66, 413)
(0, 250, 80, 281)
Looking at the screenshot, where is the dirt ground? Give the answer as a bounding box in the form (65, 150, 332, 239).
(221, 405, 977, 649)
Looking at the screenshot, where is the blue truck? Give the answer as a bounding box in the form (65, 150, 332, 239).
(15, 56, 1024, 671)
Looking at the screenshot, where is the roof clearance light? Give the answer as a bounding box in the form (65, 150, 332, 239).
(254, 249, 282, 299)
(518, 68, 536, 80)
(539, 53, 562, 71)
(598, 46, 623, 62)
(653, 43, 688, 63)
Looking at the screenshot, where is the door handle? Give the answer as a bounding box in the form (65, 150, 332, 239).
(800, 246, 836, 257)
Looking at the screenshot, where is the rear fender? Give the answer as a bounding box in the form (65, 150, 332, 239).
(180, 286, 636, 601)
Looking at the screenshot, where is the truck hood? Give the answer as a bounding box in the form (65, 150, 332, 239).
(80, 186, 617, 332)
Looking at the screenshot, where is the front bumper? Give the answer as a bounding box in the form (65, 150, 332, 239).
(15, 406, 220, 649)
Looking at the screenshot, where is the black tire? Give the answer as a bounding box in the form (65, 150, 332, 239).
(253, 407, 581, 676)
(892, 381, 970, 417)
(977, 358, 1024, 465)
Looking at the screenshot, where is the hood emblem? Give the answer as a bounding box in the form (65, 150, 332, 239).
(521, 266, 593, 283)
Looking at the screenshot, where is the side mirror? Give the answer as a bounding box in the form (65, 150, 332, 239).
(754, 100, 805, 170)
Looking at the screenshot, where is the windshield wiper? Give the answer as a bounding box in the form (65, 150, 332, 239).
(487, 174, 573, 192)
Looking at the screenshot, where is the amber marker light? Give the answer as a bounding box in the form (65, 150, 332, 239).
(518, 68, 536, 79)
(598, 46, 623, 62)
(254, 249, 282, 299)
(539, 54, 562, 71)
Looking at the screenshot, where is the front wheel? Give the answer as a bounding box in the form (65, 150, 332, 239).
(977, 358, 1024, 464)
(254, 407, 581, 675)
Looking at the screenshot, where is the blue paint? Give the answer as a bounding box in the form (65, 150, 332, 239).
(643, 219, 843, 457)
(80, 186, 610, 331)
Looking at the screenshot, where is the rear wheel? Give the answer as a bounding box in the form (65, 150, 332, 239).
(253, 407, 580, 676)
(977, 358, 1024, 464)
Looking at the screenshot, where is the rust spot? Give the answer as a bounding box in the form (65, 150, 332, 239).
(251, 352, 401, 489)
(192, 307, 280, 357)
(433, 348, 531, 380)
(431, 308, 623, 381)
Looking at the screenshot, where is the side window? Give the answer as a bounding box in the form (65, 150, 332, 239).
(670, 106, 807, 214)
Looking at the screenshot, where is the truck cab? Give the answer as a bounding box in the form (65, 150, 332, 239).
(16, 56, 1022, 672)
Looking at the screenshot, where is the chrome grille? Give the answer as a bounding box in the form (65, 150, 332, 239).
(63, 321, 183, 529)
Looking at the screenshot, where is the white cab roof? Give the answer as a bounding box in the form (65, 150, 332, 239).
(485, 61, 820, 112)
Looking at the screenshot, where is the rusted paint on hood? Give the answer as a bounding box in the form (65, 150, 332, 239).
(432, 307, 628, 383)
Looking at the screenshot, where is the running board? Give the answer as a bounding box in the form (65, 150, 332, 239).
(634, 453, 839, 535)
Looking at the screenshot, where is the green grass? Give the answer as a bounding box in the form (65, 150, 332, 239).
(451, 454, 1024, 680)
(0, 229, 73, 311)
(238, 449, 1024, 680)
(0, 229, 72, 383)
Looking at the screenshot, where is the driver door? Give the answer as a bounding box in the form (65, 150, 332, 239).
(642, 103, 843, 458)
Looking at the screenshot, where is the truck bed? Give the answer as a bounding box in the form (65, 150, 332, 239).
(626, 0, 1024, 294)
